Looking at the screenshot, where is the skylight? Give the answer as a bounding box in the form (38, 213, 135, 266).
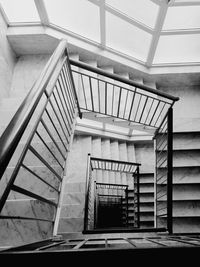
(106, 12, 152, 62)
(0, 0, 40, 23)
(44, 0, 100, 42)
(1, 0, 200, 67)
(163, 5, 200, 30)
(154, 34, 200, 64)
(106, 0, 159, 29)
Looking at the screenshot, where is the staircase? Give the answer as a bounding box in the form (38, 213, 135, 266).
(0, 41, 77, 248)
(1, 40, 200, 253)
(158, 131, 200, 233)
(0, 86, 60, 247)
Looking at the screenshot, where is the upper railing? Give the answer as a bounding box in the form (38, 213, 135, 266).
(0, 39, 80, 245)
(70, 59, 179, 131)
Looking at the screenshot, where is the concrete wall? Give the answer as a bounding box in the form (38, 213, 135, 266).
(0, 10, 16, 99)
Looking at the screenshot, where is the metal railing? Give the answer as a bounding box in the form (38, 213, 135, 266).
(95, 183, 128, 228)
(1, 234, 200, 254)
(84, 155, 141, 232)
(0, 39, 81, 243)
(0, 39, 178, 244)
(70, 59, 178, 233)
(154, 107, 173, 233)
(84, 154, 94, 231)
(70, 59, 179, 130)
(133, 166, 140, 228)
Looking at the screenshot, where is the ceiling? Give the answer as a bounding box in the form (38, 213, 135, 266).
(1, 0, 200, 68)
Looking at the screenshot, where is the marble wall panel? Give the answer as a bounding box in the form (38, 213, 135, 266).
(159, 85, 200, 132)
(0, 165, 61, 199)
(58, 217, 84, 233)
(61, 192, 85, 205)
(172, 184, 200, 200)
(60, 204, 84, 218)
(172, 167, 200, 184)
(173, 132, 200, 150)
(10, 54, 50, 98)
(173, 150, 200, 167)
(135, 142, 154, 173)
(0, 218, 53, 247)
(64, 182, 85, 193)
(64, 135, 92, 183)
(173, 201, 200, 217)
(2, 199, 55, 221)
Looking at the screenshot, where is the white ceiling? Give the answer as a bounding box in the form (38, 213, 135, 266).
(1, 0, 200, 68)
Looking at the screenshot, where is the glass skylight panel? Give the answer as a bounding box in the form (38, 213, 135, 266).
(0, 0, 40, 22)
(163, 6, 200, 30)
(153, 34, 200, 64)
(106, 12, 152, 62)
(44, 0, 100, 43)
(106, 0, 159, 28)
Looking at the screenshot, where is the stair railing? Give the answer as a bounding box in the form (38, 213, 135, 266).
(70, 59, 179, 130)
(0, 39, 81, 243)
(154, 107, 173, 234)
(133, 166, 140, 228)
(95, 182, 129, 228)
(84, 156, 141, 232)
(84, 153, 94, 231)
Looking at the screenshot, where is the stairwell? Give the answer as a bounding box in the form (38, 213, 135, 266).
(0, 45, 200, 250)
(56, 134, 155, 238)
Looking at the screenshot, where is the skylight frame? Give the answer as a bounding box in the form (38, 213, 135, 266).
(1, 0, 200, 67)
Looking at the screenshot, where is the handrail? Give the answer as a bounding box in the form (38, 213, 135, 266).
(154, 107, 173, 234)
(0, 39, 80, 180)
(84, 153, 92, 231)
(90, 156, 141, 166)
(69, 59, 180, 102)
(135, 166, 140, 228)
(0, 39, 80, 245)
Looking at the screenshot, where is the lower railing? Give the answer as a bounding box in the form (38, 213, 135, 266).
(133, 166, 140, 228)
(95, 182, 129, 229)
(84, 154, 94, 231)
(154, 107, 173, 233)
(0, 39, 81, 246)
(84, 154, 141, 232)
